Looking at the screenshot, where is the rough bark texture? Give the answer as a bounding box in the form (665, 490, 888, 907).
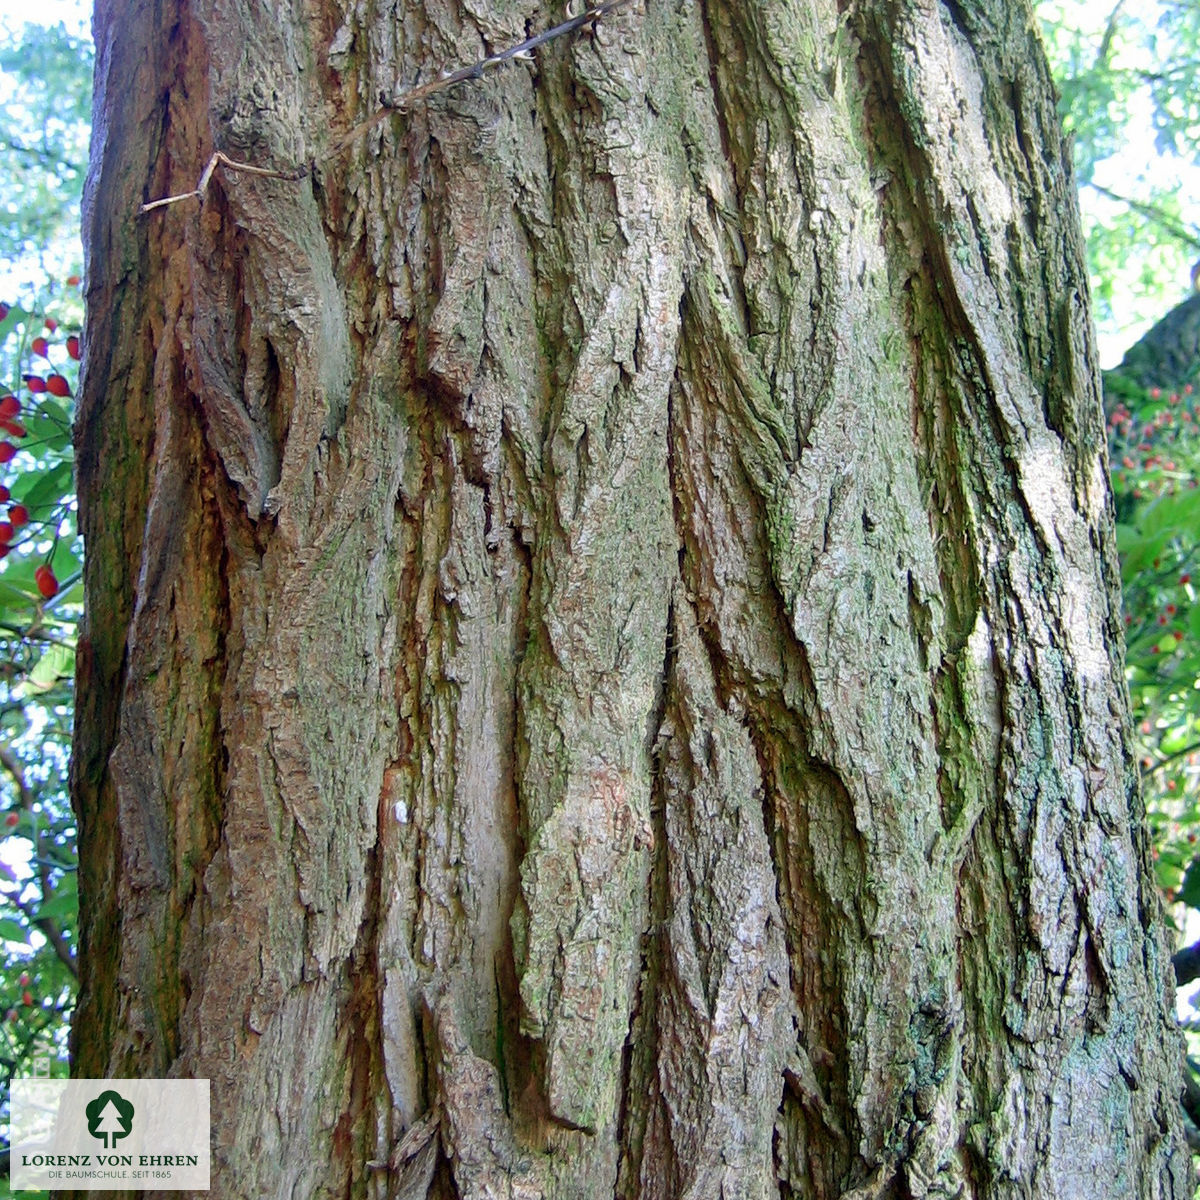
(73, 0, 1191, 1197)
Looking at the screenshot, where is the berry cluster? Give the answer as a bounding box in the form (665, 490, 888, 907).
(0, 290, 82, 1079)
(5, 970, 36, 1023)
(1106, 370, 1200, 909)
(1123, 569, 1194, 656)
(0, 303, 81, 600)
(1109, 383, 1200, 500)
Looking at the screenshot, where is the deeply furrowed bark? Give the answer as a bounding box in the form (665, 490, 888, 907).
(73, 0, 1191, 1197)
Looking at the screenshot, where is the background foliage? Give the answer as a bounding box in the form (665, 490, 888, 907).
(0, 22, 89, 281)
(1038, 0, 1200, 357)
(0, 14, 88, 1192)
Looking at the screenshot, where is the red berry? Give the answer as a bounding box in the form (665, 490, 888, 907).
(0, 396, 19, 418)
(30, 336, 48, 358)
(18, 973, 29, 987)
(45, 374, 70, 398)
(1158, 614, 1168, 625)
(1167, 603, 1177, 614)
(1, 420, 27, 439)
(1182, 574, 1192, 585)
(66, 275, 80, 286)
(0, 304, 8, 321)
(1175, 630, 1185, 641)
(5, 1008, 17, 1022)
(23, 374, 45, 394)
(0, 523, 16, 545)
(0, 486, 12, 503)
(8, 504, 28, 527)
(1152, 644, 1160, 654)
(34, 565, 58, 599)
(67, 334, 80, 360)
(0, 442, 17, 464)
(42, 318, 56, 333)
(4, 811, 18, 827)
(21, 990, 32, 1006)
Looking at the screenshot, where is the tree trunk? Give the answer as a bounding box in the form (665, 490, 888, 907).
(1108, 291, 1200, 395)
(72, 0, 1192, 1196)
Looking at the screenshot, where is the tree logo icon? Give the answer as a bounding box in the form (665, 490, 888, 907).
(85, 1089, 135, 1149)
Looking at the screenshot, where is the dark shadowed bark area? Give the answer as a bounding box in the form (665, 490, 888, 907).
(1110, 292, 1200, 395)
(72, 0, 1192, 1196)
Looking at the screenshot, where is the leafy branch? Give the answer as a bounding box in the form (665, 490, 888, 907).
(1087, 180, 1200, 252)
(0, 747, 75, 978)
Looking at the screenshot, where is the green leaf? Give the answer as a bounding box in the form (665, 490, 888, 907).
(1138, 488, 1200, 539)
(0, 577, 37, 608)
(20, 406, 71, 453)
(35, 889, 77, 924)
(1179, 858, 1200, 909)
(16, 460, 73, 512)
(24, 642, 75, 694)
(0, 306, 30, 345)
(0, 917, 29, 942)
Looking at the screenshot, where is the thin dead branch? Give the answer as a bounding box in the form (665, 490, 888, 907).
(140, 0, 633, 215)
